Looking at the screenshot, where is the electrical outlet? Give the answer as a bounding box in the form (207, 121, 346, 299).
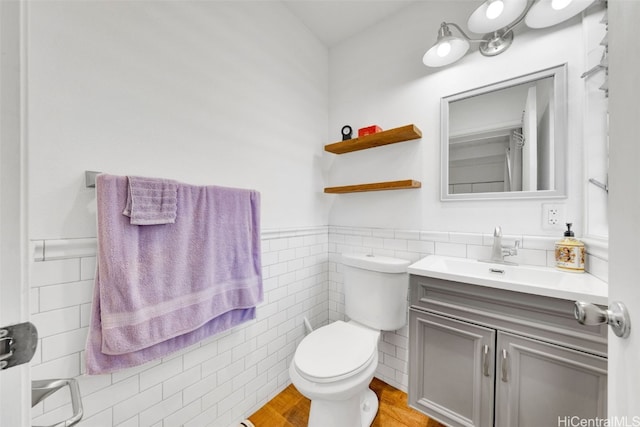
(548, 207, 560, 225)
(542, 204, 565, 229)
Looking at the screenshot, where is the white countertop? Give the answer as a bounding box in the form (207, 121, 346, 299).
(408, 255, 608, 305)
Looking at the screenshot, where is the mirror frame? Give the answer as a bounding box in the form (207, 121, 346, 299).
(441, 64, 568, 201)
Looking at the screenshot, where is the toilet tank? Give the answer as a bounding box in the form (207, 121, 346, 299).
(342, 253, 410, 331)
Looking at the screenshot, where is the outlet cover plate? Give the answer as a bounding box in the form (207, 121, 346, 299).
(542, 203, 565, 230)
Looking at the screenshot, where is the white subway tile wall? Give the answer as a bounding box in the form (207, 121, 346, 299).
(327, 226, 608, 392)
(30, 225, 607, 426)
(30, 227, 329, 427)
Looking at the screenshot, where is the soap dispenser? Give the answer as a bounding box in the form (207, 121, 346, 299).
(555, 223, 585, 273)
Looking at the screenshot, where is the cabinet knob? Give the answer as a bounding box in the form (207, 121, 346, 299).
(574, 301, 631, 338)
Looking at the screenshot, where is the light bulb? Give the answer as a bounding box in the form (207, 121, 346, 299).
(551, 0, 572, 10)
(437, 41, 452, 57)
(486, 0, 505, 19)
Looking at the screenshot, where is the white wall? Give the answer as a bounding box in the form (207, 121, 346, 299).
(27, 0, 330, 240)
(327, 1, 602, 237)
(26, 1, 331, 426)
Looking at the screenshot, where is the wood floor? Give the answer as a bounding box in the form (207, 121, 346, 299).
(248, 377, 445, 427)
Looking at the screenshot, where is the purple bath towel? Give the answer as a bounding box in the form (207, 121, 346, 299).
(85, 174, 263, 375)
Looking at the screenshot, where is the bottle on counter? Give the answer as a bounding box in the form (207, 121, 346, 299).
(555, 223, 585, 273)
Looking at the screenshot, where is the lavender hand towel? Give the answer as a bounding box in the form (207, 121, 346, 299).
(85, 174, 263, 375)
(122, 176, 178, 225)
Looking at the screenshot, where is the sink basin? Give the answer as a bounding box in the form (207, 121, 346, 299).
(408, 255, 607, 305)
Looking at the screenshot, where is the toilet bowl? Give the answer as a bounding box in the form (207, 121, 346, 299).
(289, 321, 380, 427)
(289, 253, 410, 427)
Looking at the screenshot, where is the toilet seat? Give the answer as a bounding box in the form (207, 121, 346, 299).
(294, 321, 379, 383)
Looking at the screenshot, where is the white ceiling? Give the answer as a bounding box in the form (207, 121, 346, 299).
(282, 0, 418, 47)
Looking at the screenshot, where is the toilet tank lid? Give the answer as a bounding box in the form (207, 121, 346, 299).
(342, 253, 410, 273)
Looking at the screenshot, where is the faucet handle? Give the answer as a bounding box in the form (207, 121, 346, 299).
(493, 226, 502, 237)
(503, 240, 520, 257)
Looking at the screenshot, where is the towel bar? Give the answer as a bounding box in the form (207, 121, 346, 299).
(85, 171, 100, 188)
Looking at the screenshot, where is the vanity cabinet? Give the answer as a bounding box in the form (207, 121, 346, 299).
(408, 275, 607, 427)
(410, 310, 495, 426)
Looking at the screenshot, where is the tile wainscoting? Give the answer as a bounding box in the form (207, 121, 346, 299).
(28, 225, 607, 425)
(328, 226, 608, 392)
(30, 227, 329, 427)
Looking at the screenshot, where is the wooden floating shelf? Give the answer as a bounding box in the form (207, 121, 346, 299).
(325, 124, 422, 154)
(324, 180, 421, 194)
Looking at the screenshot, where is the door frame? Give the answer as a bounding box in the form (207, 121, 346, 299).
(0, 0, 30, 425)
(607, 0, 640, 419)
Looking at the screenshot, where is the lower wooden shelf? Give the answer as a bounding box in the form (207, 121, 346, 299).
(324, 179, 421, 194)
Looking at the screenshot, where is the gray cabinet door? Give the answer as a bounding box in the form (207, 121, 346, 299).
(495, 331, 607, 427)
(409, 309, 495, 427)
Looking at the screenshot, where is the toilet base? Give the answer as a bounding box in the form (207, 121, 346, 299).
(359, 388, 379, 427)
(307, 387, 378, 427)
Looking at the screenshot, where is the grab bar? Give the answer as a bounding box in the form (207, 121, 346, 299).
(32, 378, 83, 427)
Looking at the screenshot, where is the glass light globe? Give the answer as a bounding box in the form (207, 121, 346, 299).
(551, 0, 573, 10)
(526, 0, 593, 28)
(486, 0, 505, 19)
(437, 41, 452, 57)
(468, 0, 526, 34)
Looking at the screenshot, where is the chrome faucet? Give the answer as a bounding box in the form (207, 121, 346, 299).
(487, 226, 519, 264)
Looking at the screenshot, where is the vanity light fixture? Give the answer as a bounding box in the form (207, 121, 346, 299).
(423, 0, 597, 67)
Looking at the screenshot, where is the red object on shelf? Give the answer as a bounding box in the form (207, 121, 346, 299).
(358, 125, 382, 137)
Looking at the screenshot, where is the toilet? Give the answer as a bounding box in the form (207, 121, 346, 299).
(289, 253, 410, 427)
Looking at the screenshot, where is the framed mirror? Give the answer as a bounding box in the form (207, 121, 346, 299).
(441, 64, 567, 201)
